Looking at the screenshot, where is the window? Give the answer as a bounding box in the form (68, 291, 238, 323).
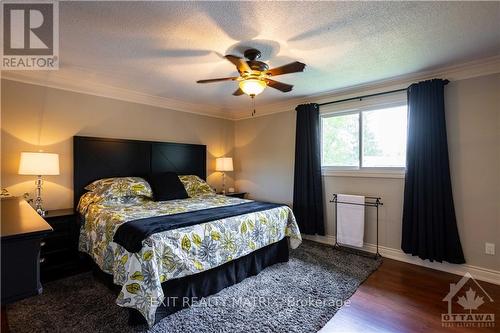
(321, 104, 407, 171)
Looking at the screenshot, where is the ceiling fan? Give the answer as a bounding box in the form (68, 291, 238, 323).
(196, 48, 306, 98)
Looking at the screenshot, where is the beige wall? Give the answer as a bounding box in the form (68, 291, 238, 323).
(446, 74, 499, 270)
(235, 73, 500, 271)
(1, 79, 234, 210)
(234, 110, 296, 205)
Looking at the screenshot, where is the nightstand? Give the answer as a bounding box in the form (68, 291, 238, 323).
(220, 192, 247, 199)
(40, 209, 81, 281)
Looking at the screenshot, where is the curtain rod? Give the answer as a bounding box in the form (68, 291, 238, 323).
(318, 79, 449, 107)
(318, 88, 407, 107)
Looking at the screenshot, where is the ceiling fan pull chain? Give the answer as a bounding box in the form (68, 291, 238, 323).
(251, 95, 256, 117)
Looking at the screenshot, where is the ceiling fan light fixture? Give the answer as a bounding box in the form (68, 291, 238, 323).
(239, 78, 266, 96)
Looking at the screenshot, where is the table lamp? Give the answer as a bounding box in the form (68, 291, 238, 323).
(18, 152, 60, 216)
(215, 157, 233, 195)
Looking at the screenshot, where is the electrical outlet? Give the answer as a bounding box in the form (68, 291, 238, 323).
(485, 243, 495, 255)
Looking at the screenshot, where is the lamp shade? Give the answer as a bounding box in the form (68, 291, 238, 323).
(18, 152, 60, 175)
(215, 157, 233, 172)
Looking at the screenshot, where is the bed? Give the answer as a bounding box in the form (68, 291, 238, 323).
(73, 136, 302, 327)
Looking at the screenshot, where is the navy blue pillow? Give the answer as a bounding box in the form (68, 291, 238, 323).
(147, 172, 189, 201)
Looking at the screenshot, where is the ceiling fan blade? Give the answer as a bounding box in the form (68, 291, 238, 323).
(196, 77, 239, 83)
(232, 88, 244, 96)
(267, 61, 306, 76)
(225, 55, 251, 74)
(266, 79, 293, 92)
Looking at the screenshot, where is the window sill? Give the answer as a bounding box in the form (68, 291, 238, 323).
(321, 169, 405, 179)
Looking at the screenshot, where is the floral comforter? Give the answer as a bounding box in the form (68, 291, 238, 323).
(78, 194, 302, 327)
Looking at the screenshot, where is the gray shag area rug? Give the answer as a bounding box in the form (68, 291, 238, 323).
(8, 240, 381, 333)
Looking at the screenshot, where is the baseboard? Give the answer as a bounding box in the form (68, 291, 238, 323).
(301, 234, 500, 286)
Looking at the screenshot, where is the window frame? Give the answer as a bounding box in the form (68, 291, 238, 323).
(320, 98, 407, 178)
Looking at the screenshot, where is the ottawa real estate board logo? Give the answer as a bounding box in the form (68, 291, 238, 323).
(1, 0, 59, 70)
(442, 272, 495, 328)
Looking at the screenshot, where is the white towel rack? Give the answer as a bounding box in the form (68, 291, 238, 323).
(330, 194, 383, 259)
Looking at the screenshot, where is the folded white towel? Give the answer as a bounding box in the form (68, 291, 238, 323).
(337, 194, 365, 248)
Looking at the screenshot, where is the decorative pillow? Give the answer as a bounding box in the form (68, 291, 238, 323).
(77, 192, 149, 215)
(84, 177, 153, 199)
(147, 172, 189, 201)
(178, 175, 215, 197)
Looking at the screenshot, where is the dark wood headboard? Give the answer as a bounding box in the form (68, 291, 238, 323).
(73, 136, 206, 207)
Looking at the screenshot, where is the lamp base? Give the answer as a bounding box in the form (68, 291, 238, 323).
(221, 172, 226, 195)
(34, 175, 46, 216)
(36, 208, 47, 216)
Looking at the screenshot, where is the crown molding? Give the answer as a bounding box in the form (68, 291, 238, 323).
(234, 55, 500, 120)
(2, 55, 499, 121)
(0, 70, 234, 120)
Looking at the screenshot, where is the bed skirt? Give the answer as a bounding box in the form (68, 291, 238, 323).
(90, 237, 290, 326)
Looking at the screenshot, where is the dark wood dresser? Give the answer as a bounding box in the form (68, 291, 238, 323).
(1, 197, 53, 331)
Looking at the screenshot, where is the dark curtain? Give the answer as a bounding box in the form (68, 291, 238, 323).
(293, 103, 325, 235)
(401, 79, 465, 264)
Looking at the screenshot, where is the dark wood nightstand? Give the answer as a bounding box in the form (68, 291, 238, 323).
(220, 192, 247, 199)
(40, 209, 82, 281)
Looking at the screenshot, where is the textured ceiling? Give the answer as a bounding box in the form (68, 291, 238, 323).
(5, 1, 500, 115)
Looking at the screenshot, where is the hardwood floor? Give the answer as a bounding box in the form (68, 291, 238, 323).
(321, 258, 499, 333)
